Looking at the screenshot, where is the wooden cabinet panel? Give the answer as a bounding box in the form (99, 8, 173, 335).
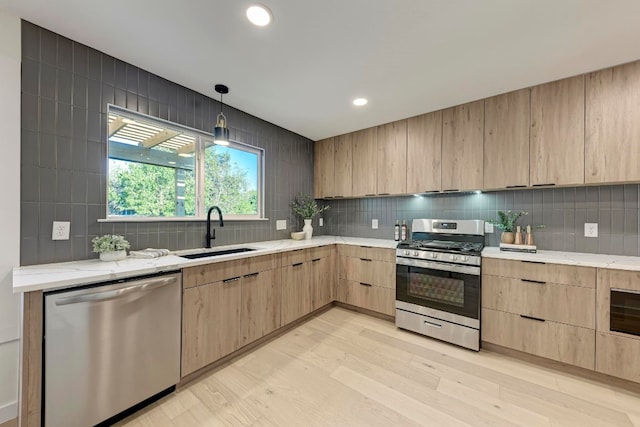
(340, 256, 395, 289)
(307, 245, 333, 261)
(482, 275, 595, 328)
(484, 89, 530, 189)
(183, 254, 276, 289)
(337, 245, 395, 263)
(352, 127, 377, 197)
(377, 120, 407, 195)
(314, 137, 334, 198)
(407, 111, 442, 194)
(182, 278, 242, 376)
(281, 248, 308, 267)
(530, 75, 585, 186)
(334, 133, 353, 197)
(482, 308, 595, 370)
(596, 332, 640, 382)
(311, 256, 333, 310)
(482, 258, 595, 288)
(336, 279, 395, 316)
(442, 100, 484, 191)
(241, 269, 280, 346)
(280, 262, 311, 325)
(586, 60, 640, 184)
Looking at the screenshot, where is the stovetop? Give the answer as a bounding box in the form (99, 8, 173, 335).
(397, 239, 484, 255)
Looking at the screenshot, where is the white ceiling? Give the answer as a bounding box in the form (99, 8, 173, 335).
(4, 0, 640, 141)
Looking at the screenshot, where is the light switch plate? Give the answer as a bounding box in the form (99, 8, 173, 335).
(585, 223, 598, 238)
(372, 219, 378, 229)
(52, 221, 70, 240)
(276, 220, 286, 230)
(319, 218, 323, 227)
(485, 222, 494, 233)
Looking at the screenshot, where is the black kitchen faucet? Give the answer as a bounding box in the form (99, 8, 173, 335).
(205, 206, 224, 248)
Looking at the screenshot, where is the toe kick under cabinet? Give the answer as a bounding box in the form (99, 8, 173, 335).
(481, 258, 597, 370)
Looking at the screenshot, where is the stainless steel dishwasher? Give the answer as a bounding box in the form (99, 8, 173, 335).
(44, 271, 182, 427)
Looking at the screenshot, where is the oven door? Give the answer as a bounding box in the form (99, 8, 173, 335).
(396, 257, 480, 320)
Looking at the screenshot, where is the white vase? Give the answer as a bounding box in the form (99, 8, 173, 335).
(99, 249, 127, 261)
(303, 219, 313, 240)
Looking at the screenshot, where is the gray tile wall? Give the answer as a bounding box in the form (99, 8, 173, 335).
(317, 185, 640, 256)
(20, 21, 313, 265)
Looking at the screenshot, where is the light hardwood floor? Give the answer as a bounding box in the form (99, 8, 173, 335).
(117, 307, 640, 427)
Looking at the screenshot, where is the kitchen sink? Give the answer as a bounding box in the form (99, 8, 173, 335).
(180, 247, 256, 259)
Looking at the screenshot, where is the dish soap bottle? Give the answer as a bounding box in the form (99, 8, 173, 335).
(401, 220, 408, 241)
(394, 220, 400, 241)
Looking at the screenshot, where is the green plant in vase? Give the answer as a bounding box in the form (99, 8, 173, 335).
(290, 193, 330, 240)
(487, 210, 527, 244)
(92, 234, 130, 261)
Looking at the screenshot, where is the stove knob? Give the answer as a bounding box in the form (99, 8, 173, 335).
(450, 254, 458, 261)
(430, 253, 438, 259)
(404, 250, 410, 256)
(460, 255, 468, 262)
(413, 251, 419, 256)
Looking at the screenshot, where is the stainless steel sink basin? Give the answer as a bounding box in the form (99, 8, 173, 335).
(180, 247, 256, 259)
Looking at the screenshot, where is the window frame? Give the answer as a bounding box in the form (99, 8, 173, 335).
(106, 104, 266, 221)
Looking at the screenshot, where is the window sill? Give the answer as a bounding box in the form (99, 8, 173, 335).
(98, 217, 269, 223)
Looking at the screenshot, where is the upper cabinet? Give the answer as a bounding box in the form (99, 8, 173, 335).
(530, 75, 585, 187)
(377, 120, 408, 195)
(314, 137, 334, 199)
(586, 61, 640, 184)
(352, 127, 378, 197)
(333, 133, 353, 198)
(484, 89, 530, 190)
(442, 100, 484, 192)
(407, 111, 442, 194)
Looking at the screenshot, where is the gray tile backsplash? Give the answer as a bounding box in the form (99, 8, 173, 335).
(317, 185, 640, 257)
(20, 21, 313, 265)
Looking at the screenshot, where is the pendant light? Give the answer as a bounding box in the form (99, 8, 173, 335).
(213, 84, 230, 146)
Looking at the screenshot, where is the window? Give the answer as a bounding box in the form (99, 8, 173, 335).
(107, 105, 264, 220)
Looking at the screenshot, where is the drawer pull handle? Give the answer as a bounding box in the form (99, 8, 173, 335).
(223, 276, 241, 283)
(360, 258, 373, 262)
(520, 314, 545, 322)
(532, 183, 555, 187)
(424, 320, 442, 328)
(378, 192, 390, 195)
(365, 194, 376, 197)
(292, 262, 304, 267)
(521, 279, 546, 285)
(312, 258, 321, 262)
(359, 282, 372, 287)
(521, 260, 546, 265)
(244, 272, 259, 278)
(443, 189, 459, 192)
(506, 185, 527, 188)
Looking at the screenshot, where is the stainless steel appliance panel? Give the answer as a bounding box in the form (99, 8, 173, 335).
(44, 272, 182, 427)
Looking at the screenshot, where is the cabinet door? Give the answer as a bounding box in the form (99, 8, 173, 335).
(352, 127, 377, 197)
(407, 111, 442, 194)
(377, 120, 407, 195)
(333, 133, 353, 197)
(484, 89, 530, 189)
(281, 262, 311, 325)
(310, 256, 333, 310)
(241, 269, 280, 346)
(441, 100, 484, 191)
(314, 137, 334, 198)
(182, 279, 242, 376)
(586, 61, 640, 184)
(530, 75, 585, 186)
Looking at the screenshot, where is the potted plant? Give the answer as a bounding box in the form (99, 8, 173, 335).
(290, 193, 330, 240)
(92, 234, 131, 261)
(487, 211, 527, 244)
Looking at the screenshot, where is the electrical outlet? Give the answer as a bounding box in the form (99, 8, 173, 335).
(585, 223, 598, 238)
(276, 220, 286, 230)
(372, 219, 378, 229)
(485, 222, 494, 233)
(52, 221, 70, 240)
(319, 218, 323, 227)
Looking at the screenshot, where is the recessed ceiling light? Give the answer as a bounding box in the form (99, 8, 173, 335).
(353, 98, 368, 106)
(246, 5, 272, 26)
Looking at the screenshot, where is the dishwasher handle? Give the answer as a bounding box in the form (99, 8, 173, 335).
(54, 276, 178, 306)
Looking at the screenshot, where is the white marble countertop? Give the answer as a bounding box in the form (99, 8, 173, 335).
(13, 236, 397, 293)
(482, 246, 640, 271)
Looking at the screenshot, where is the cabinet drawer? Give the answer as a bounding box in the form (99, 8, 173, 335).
(482, 275, 595, 328)
(337, 245, 395, 263)
(481, 308, 595, 369)
(183, 254, 276, 288)
(280, 249, 309, 267)
(339, 256, 395, 289)
(307, 245, 333, 261)
(596, 332, 640, 382)
(482, 258, 595, 288)
(336, 279, 394, 316)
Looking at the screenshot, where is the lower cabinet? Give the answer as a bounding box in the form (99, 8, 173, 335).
(280, 261, 311, 325)
(311, 255, 333, 310)
(241, 269, 281, 346)
(336, 279, 394, 316)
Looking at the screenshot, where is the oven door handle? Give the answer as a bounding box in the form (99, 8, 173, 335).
(395, 257, 480, 276)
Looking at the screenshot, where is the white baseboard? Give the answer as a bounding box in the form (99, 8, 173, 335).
(0, 401, 17, 424)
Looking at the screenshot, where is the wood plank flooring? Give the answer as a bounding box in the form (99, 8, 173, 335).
(116, 307, 640, 427)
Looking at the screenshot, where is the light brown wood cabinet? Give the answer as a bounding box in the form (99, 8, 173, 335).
(530, 75, 585, 186)
(376, 120, 407, 195)
(311, 254, 333, 310)
(241, 269, 280, 346)
(441, 100, 484, 191)
(280, 259, 312, 325)
(483, 89, 530, 189)
(586, 60, 640, 184)
(352, 127, 377, 197)
(407, 111, 442, 194)
(314, 137, 334, 199)
(333, 133, 353, 197)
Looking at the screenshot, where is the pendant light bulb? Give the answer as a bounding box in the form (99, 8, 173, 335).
(214, 84, 230, 146)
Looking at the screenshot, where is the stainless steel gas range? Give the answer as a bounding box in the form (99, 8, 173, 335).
(395, 219, 484, 351)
